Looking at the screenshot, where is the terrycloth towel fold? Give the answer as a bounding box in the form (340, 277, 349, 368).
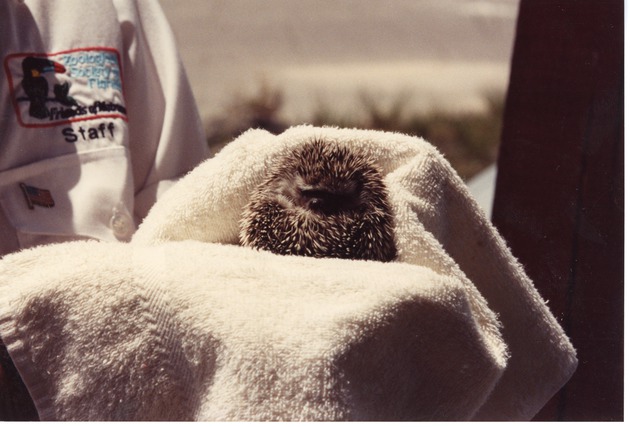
(0, 241, 505, 421)
(0, 125, 577, 420)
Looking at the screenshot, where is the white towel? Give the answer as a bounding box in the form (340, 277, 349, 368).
(135, 125, 578, 419)
(0, 240, 505, 421)
(0, 125, 577, 420)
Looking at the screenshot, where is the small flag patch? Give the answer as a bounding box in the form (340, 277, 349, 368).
(19, 183, 55, 209)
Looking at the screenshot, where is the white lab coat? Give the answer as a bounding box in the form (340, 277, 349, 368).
(0, 0, 210, 256)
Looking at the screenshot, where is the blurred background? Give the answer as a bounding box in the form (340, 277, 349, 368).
(159, 0, 520, 215)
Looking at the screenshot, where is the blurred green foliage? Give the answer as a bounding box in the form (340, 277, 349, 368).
(205, 83, 504, 180)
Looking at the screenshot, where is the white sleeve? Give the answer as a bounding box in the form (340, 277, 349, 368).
(113, 0, 210, 223)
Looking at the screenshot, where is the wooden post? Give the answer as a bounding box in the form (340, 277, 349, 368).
(492, 0, 623, 420)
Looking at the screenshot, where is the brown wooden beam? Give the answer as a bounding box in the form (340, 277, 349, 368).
(492, 0, 623, 420)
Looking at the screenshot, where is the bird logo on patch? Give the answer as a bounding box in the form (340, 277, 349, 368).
(20, 56, 78, 119)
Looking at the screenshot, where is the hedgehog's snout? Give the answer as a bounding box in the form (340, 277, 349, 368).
(297, 181, 361, 215)
(299, 187, 345, 214)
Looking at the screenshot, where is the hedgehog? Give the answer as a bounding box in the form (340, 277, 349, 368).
(239, 138, 397, 262)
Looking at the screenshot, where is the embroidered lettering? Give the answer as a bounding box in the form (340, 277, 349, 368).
(62, 122, 115, 143)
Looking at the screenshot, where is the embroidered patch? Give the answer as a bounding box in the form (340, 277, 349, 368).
(19, 183, 55, 209)
(4, 47, 127, 128)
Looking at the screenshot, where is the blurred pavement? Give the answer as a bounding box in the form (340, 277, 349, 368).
(466, 163, 497, 218)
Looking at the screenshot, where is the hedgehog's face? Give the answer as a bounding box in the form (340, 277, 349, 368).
(240, 139, 397, 262)
(272, 148, 370, 216)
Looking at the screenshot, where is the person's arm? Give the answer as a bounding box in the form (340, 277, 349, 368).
(113, 0, 210, 224)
